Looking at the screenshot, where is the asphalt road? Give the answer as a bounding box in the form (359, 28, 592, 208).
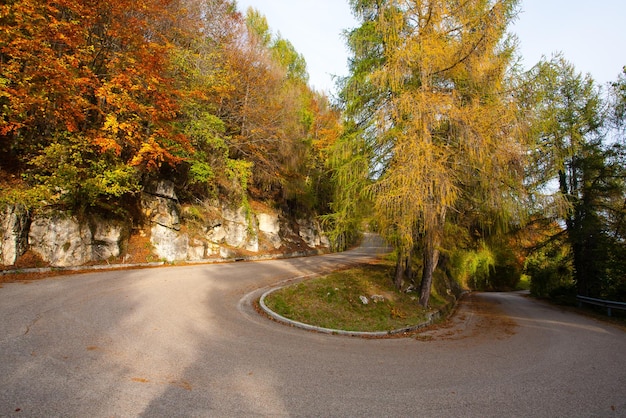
(1, 236, 625, 417)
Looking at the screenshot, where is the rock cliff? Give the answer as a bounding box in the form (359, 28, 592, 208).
(1, 181, 329, 269)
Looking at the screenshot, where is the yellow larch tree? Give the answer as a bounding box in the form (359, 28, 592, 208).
(341, 0, 525, 306)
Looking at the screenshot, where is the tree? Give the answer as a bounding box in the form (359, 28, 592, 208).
(339, 0, 524, 306)
(524, 57, 626, 299)
(0, 0, 192, 211)
(215, 7, 328, 210)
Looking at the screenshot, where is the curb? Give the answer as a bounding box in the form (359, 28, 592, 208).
(0, 262, 166, 276)
(0, 249, 329, 277)
(258, 284, 459, 338)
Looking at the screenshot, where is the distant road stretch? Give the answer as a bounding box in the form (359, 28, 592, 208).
(1, 236, 625, 417)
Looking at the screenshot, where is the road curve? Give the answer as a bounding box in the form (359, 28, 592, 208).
(1, 237, 625, 417)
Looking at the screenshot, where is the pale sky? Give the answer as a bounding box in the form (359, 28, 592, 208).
(235, 0, 626, 95)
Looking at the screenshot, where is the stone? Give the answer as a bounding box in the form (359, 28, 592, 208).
(359, 295, 369, 305)
(0, 205, 29, 266)
(297, 218, 330, 248)
(206, 242, 220, 257)
(258, 212, 282, 249)
(206, 224, 227, 243)
(245, 233, 259, 253)
(29, 213, 92, 267)
(91, 218, 128, 261)
(144, 180, 177, 200)
(371, 295, 385, 303)
(220, 205, 259, 252)
(187, 239, 206, 261)
(258, 213, 280, 235)
(141, 193, 180, 230)
(150, 224, 189, 262)
(224, 221, 248, 248)
(219, 247, 238, 259)
(141, 180, 180, 230)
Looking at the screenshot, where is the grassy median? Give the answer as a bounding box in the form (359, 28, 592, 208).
(263, 260, 446, 332)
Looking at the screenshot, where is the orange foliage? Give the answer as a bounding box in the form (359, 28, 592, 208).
(0, 0, 191, 171)
(0, 0, 342, 213)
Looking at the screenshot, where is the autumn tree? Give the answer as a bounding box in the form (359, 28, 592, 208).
(1, 0, 341, 231)
(338, 0, 525, 306)
(0, 0, 192, 212)
(212, 7, 340, 214)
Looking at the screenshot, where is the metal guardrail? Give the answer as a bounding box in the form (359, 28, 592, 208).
(576, 295, 626, 317)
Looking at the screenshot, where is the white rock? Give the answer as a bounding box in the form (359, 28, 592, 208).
(0, 205, 29, 265)
(29, 213, 92, 267)
(150, 224, 188, 262)
(297, 218, 330, 248)
(258, 213, 282, 249)
(141, 193, 180, 230)
(258, 213, 280, 235)
(92, 219, 127, 260)
(187, 239, 206, 261)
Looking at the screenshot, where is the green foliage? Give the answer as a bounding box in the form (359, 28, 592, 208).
(525, 239, 573, 298)
(225, 158, 254, 216)
(488, 243, 525, 291)
(450, 242, 495, 291)
(523, 56, 626, 300)
(27, 133, 140, 212)
(189, 160, 215, 186)
(180, 106, 230, 196)
(245, 7, 272, 47)
(321, 128, 372, 251)
(0, 184, 51, 210)
(271, 38, 309, 83)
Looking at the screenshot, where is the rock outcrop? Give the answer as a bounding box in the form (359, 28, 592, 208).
(139, 184, 329, 262)
(91, 217, 129, 261)
(26, 213, 130, 267)
(28, 213, 93, 267)
(0, 205, 29, 266)
(1, 181, 330, 268)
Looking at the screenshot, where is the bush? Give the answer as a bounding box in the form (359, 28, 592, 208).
(525, 240, 573, 298)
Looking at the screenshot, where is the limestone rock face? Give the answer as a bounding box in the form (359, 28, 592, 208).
(187, 239, 206, 261)
(150, 224, 189, 262)
(0, 205, 29, 266)
(141, 180, 180, 230)
(29, 213, 92, 267)
(141, 181, 186, 262)
(258, 212, 282, 249)
(205, 205, 259, 253)
(297, 218, 330, 248)
(221, 206, 250, 248)
(21, 212, 130, 267)
(142, 183, 262, 261)
(1, 180, 330, 268)
(91, 218, 129, 261)
(258, 212, 280, 235)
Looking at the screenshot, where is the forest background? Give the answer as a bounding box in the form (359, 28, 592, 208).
(1, 0, 625, 305)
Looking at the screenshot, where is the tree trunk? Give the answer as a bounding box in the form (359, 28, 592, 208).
(418, 228, 441, 307)
(394, 250, 407, 290)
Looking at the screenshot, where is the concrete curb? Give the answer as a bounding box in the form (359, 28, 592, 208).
(0, 249, 328, 276)
(258, 283, 458, 338)
(0, 262, 166, 276)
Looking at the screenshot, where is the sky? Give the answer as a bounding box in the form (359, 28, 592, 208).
(235, 0, 626, 95)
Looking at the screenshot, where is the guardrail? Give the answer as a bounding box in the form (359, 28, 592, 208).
(576, 295, 626, 317)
